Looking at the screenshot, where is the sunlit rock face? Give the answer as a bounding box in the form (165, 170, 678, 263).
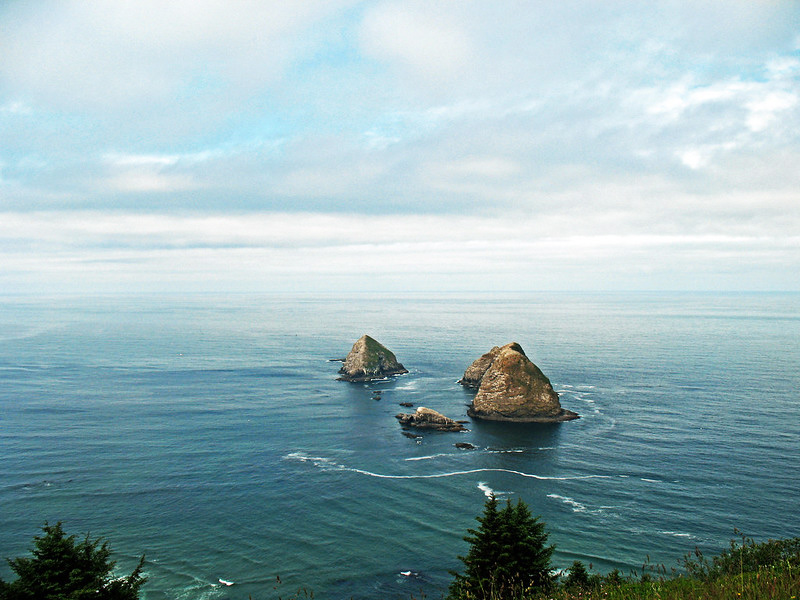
(395, 407, 467, 432)
(338, 335, 408, 382)
(462, 343, 579, 422)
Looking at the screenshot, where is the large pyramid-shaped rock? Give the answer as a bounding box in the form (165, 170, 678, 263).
(458, 342, 525, 388)
(338, 335, 408, 382)
(462, 342, 578, 422)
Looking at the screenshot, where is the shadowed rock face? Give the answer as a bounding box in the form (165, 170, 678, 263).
(459, 342, 525, 388)
(463, 343, 579, 422)
(396, 407, 467, 432)
(338, 335, 408, 382)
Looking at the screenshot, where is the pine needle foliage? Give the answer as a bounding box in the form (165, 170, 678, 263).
(449, 494, 555, 600)
(0, 522, 145, 600)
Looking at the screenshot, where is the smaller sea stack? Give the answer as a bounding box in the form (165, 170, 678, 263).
(396, 407, 467, 432)
(338, 335, 408, 382)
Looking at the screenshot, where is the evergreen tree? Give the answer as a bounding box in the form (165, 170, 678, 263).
(449, 495, 554, 599)
(0, 522, 145, 600)
(563, 560, 589, 589)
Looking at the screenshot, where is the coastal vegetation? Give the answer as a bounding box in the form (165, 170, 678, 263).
(0, 522, 145, 600)
(2, 514, 798, 600)
(448, 495, 555, 599)
(445, 497, 800, 600)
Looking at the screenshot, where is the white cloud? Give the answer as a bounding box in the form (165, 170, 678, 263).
(766, 56, 800, 79)
(2, 2, 800, 292)
(2, 209, 796, 253)
(0, 101, 33, 115)
(359, 3, 471, 80)
(677, 149, 708, 171)
(676, 141, 739, 171)
(642, 80, 751, 121)
(746, 91, 797, 132)
(102, 172, 197, 194)
(0, 0, 357, 110)
(103, 153, 181, 168)
(430, 156, 520, 179)
(2, 211, 797, 293)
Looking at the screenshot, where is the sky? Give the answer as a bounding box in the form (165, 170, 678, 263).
(1, 1, 799, 294)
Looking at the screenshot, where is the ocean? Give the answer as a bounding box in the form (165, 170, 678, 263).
(1, 292, 798, 599)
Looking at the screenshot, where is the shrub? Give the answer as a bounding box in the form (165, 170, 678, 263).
(683, 530, 800, 580)
(563, 560, 589, 590)
(0, 522, 145, 600)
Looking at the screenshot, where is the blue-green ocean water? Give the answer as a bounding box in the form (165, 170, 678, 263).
(1, 293, 798, 599)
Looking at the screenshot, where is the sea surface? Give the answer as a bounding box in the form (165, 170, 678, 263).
(1, 292, 798, 599)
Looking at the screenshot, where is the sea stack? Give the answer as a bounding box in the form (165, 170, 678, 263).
(461, 342, 579, 422)
(338, 335, 408, 382)
(396, 407, 467, 432)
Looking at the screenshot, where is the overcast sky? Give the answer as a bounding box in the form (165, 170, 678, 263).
(1, 1, 799, 294)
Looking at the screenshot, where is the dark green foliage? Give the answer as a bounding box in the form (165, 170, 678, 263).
(0, 522, 145, 600)
(541, 535, 800, 600)
(449, 495, 554, 599)
(604, 568, 623, 587)
(563, 561, 589, 589)
(682, 529, 800, 581)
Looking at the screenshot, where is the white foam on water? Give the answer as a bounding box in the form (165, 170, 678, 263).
(547, 494, 589, 513)
(285, 452, 617, 481)
(476, 482, 512, 498)
(284, 452, 343, 471)
(477, 482, 494, 497)
(352, 465, 615, 481)
(169, 576, 225, 600)
(578, 396, 601, 415)
(660, 531, 695, 539)
(404, 453, 453, 461)
(485, 447, 554, 453)
(641, 478, 662, 483)
(394, 380, 418, 390)
(547, 494, 614, 517)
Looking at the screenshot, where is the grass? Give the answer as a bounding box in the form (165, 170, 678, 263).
(540, 566, 799, 600)
(442, 534, 800, 600)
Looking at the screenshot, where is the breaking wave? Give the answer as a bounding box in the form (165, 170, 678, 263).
(285, 452, 615, 481)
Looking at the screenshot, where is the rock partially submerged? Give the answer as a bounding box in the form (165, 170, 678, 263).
(396, 407, 467, 432)
(462, 342, 579, 422)
(338, 335, 408, 382)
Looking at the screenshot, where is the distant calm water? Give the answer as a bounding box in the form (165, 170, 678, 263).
(1, 293, 798, 599)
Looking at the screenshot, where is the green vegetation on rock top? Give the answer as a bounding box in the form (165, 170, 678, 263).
(361, 334, 397, 366)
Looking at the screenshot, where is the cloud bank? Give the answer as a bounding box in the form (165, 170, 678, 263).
(1, 1, 798, 293)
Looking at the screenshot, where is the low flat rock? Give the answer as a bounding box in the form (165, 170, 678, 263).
(464, 342, 579, 423)
(396, 407, 467, 432)
(337, 335, 408, 382)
